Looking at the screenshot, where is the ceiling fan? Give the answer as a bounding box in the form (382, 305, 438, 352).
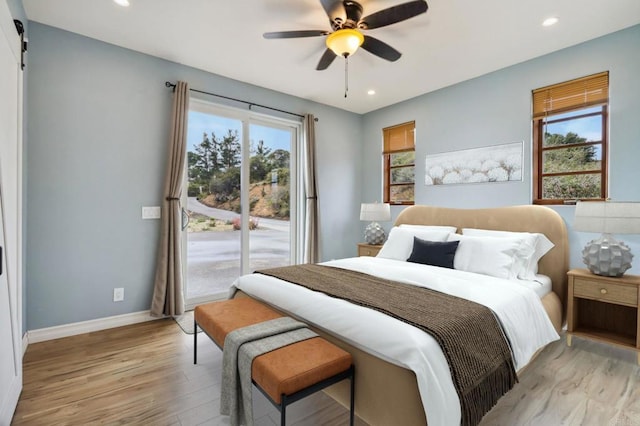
(263, 0, 429, 71)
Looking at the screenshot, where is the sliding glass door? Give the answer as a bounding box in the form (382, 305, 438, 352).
(183, 100, 299, 307)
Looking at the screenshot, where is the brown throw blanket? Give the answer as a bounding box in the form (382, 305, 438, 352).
(256, 264, 517, 426)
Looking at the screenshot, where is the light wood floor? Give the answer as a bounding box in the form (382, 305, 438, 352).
(12, 319, 361, 426)
(12, 318, 640, 425)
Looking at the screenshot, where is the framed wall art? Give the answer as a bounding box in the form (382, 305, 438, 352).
(425, 141, 523, 186)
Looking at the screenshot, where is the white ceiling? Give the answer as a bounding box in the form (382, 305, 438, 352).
(23, 0, 640, 114)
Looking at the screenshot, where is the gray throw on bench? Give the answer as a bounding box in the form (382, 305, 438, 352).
(220, 317, 317, 426)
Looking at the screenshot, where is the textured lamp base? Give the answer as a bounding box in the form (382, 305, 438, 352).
(364, 222, 386, 245)
(582, 233, 634, 277)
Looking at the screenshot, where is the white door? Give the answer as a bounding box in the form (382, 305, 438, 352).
(0, 1, 23, 423)
(0, 181, 18, 425)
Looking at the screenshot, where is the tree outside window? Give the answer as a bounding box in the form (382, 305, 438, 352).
(532, 72, 609, 204)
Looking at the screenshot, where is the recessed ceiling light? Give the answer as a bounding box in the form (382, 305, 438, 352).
(542, 17, 558, 27)
(367, 90, 376, 95)
(114, 0, 130, 6)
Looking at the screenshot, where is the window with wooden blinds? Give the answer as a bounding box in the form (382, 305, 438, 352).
(532, 72, 609, 119)
(383, 121, 415, 205)
(532, 72, 609, 204)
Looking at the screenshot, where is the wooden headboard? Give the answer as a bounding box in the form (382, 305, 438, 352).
(394, 205, 569, 308)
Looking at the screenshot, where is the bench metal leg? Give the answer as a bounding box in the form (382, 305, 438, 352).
(280, 394, 287, 426)
(350, 365, 355, 426)
(269, 365, 354, 426)
(193, 318, 198, 364)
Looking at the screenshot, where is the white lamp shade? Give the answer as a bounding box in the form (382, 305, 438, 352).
(574, 201, 640, 234)
(360, 203, 391, 222)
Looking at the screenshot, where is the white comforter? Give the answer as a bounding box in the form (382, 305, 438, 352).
(231, 257, 560, 426)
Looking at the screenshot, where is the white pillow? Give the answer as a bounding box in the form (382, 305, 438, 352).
(377, 226, 454, 261)
(399, 224, 457, 233)
(462, 228, 554, 279)
(447, 234, 526, 280)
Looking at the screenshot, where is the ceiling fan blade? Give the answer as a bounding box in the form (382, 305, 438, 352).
(361, 35, 401, 62)
(344, 1, 364, 22)
(263, 30, 329, 39)
(316, 48, 337, 70)
(319, 0, 345, 22)
(360, 0, 428, 29)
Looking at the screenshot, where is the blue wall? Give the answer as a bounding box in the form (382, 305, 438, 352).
(361, 25, 640, 274)
(25, 23, 362, 329)
(22, 18, 640, 330)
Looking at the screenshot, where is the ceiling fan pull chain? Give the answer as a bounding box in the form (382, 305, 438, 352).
(344, 56, 349, 98)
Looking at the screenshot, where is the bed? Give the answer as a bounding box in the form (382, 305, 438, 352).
(231, 204, 568, 425)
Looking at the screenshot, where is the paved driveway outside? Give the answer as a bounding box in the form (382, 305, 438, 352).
(185, 198, 290, 300)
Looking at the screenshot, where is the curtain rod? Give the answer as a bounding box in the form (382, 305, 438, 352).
(165, 81, 317, 121)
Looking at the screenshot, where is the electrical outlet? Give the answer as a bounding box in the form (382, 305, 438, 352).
(113, 287, 124, 302)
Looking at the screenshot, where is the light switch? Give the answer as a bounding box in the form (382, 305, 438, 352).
(142, 206, 161, 219)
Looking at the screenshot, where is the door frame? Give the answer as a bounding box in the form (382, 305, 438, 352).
(0, 1, 23, 423)
(183, 99, 302, 309)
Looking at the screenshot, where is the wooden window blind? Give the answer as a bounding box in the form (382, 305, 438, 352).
(532, 72, 609, 119)
(383, 122, 415, 153)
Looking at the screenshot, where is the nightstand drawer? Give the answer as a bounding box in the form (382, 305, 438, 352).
(574, 278, 638, 307)
(357, 244, 382, 257)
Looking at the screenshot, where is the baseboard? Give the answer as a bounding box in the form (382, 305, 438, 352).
(22, 332, 28, 356)
(27, 310, 159, 344)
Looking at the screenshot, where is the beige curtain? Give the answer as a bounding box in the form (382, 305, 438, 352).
(303, 114, 319, 263)
(151, 81, 189, 317)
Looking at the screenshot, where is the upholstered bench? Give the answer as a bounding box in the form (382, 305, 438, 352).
(194, 298, 355, 426)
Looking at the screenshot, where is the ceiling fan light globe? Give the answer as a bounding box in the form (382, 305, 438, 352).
(326, 29, 364, 57)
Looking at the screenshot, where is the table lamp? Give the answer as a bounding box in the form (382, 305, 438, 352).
(573, 201, 640, 277)
(360, 203, 391, 245)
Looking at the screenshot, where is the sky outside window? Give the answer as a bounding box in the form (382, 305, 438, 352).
(187, 111, 290, 152)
